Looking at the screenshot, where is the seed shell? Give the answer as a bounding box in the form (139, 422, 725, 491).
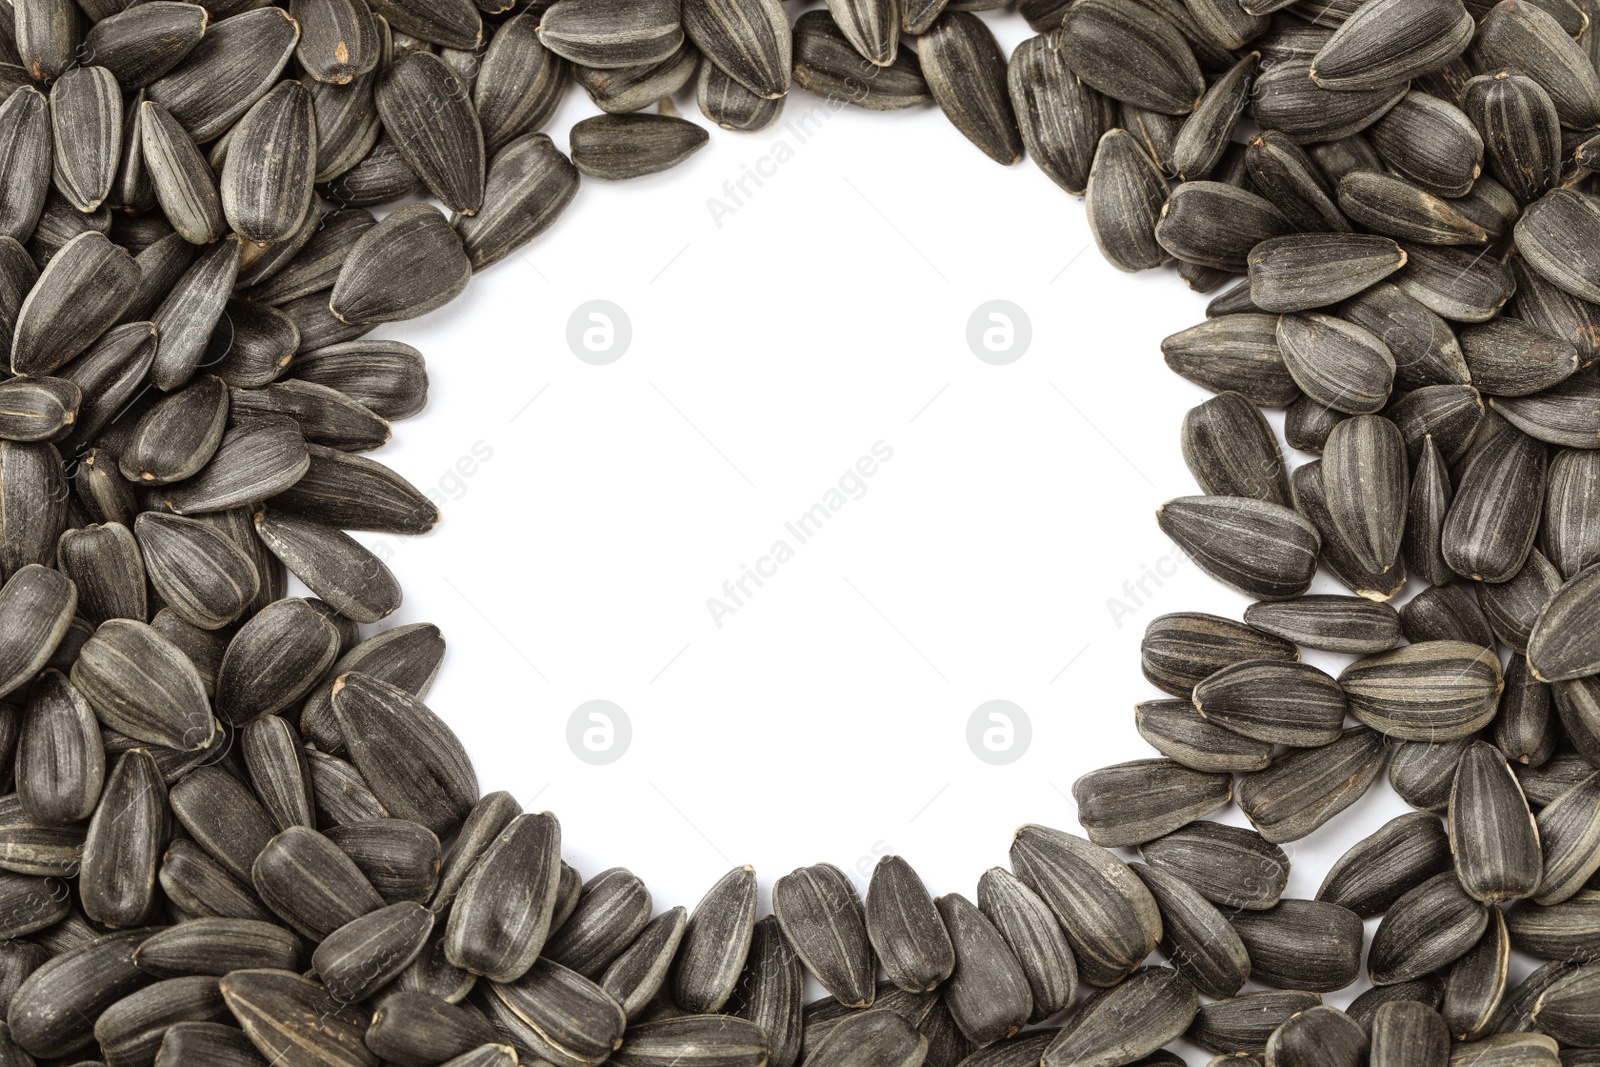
(1130, 863, 1249, 999)
(1135, 697, 1275, 773)
(1265, 1006, 1369, 1067)
(1041, 967, 1197, 1067)
(867, 855, 955, 995)
(1155, 496, 1320, 600)
(1249, 234, 1407, 314)
(1236, 726, 1388, 843)
(1056, 0, 1204, 114)
(1310, 0, 1473, 90)
(145, 8, 300, 142)
(1072, 758, 1232, 847)
(1161, 314, 1301, 406)
(80, 749, 167, 928)
(1231, 898, 1364, 992)
(134, 513, 259, 631)
(1317, 811, 1453, 918)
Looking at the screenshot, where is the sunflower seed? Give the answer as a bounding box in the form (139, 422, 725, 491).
(1160, 314, 1301, 406)
(1265, 1005, 1368, 1067)
(1399, 582, 1494, 647)
(1338, 170, 1489, 246)
(1367, 871, 1489, 986)
(1155, 496, 1320, 600)
(0, 443, 68, 582)
(1229, 899, 1364, 993)
(1313, 811, 1451, 920)
(1188, 991, 1322, 1056)
(48, 66, 121, 215)
(252, 510, 399, 624)
(1127, 863, 1248, 999)
(1154, 183, 1291, 272)
(133, 918, 301, 981)
(219, 81, 315, 246)
(1394, 243, 1515, 323)
(445, 811, 561, 982)
(305, 748, 389, 828)
(133, 513, 259, 631)
(53, 523, 142, 626)
(79, 749, 167, 929)
(322, 819, 440, 907)
(1475, 0, 1600, 128)
(121, 376, 229, 485)
(928, 893, 1029, 1045)
(1135, 697, 1275, 773)
(1056, 0, 1203, 114)
(486, 959, 627, 1067)
(805, 1009, 927, 1067)
(1255, 58, 1406, 142)
(860, 856, 953, 996)
(220, 969, 376, 1067)
(145, 8, 300, 142)
(680, 0, 790, 101)
(154, 1020, 274, 1067)
(370, 54, 486, 215)
(577, 43, 701, 114)
(10, 231, 138, 377)
(1366, 91, 1484, 199)
(1449, 741, 1544, 904)
(1526, 963, 1600, 1046)
(1243, 596, 1400, 656)
(1084, 129, 1170, 273)
(601, 906, 686, 1020)
(671, 864, 758, 1013)
(149, 236, 241, 391)
(251, 825, 384, 941)
(537, 0, 682, 69)
(1041, 967, 1197, 1067)
(538, 867, 654, 981)
(1439, 908, 1511, 1042)
(167, 767, 277, 890)
(94, 974, 229, 1064)
(307, 901, 432, 1003)
(236, 716, 314, 835)
(1008, 35, 1110, 195)
(16, 670, 104, 828)
(1190, 661, 1344, 748)
(1237, 726, 1389, 843)
(971, 867, 1073, 1024)
(1008, 824, 1160, 988)
(570, 113, 710, 180)
(1250, 234, 1406, 314)
(1141, 615, 1300, 699)
(301, 621, 446, 755)
(0, 87, 49, 243)
(70, 618, 214, 751)
(1364, 999, 1448, 1067)
(327, 203, 469, 326)
(1275, 312, 1396, 415)
(290, 0, 378, 84)
(918, 11, 1021, 164)
(1138, 821, 1289, 913)
(1310, 0, 1472, 90)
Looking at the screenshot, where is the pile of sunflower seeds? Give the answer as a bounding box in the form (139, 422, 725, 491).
(3, 0, 1600, 1062)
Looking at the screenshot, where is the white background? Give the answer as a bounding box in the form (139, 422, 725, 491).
(340, 10, 1437, 1047)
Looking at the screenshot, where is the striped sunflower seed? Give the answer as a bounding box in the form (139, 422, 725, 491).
(0, 87, 49, 243)
(934, 892, 1031, 1044)
(1442, 425, 1547, 582)
(330, 202, 470, 324)
(1276, 312, 1395, 415)
(251, 825, 385, 942)
(1317, 811, 1452, 918)
(1450, 741, 1543, 904)
(0, 442, 68, 581)
(16, 670, 103, 827)
(1530, 965, 1600, 1046)
(1505, 887, 1600, 961)
(1135, 697, 1274, 773)
(1461, 318, 1579, 398)
(1253, 58, 1406, 142)
(216, 598, 340, 724)
(374, 53, 485, 215)
(1387, 387, 1484, 471)
(1339, 640, 1503, 741)
(806, 1009, 927, 1067)
(487, 960, 627, 1067)
(1343, 283, 1469, 391)
(48, 65, 121, 214)
(570, 114, 710, 180)
(1139, 821, 1289, 912)
(1056, 0, 1203, 114)
(1171, 52, 1257, 182)
(1310, 0, 1473, 90)
(1245, 131, 1348, 234)
(145, 8, 301, 142)
(792, 11, 930, 111)
(54, 523, 143, 626)
(976, 866, 1074, 1022)
(1072, 759, 1232, 847)
(1155, 496, 1320, 601)
(133, 918, 301, 980)
(1265, 1005, 1368, 1067)
(1337, 170, 1489, 246)
(93, 974, 228, 1064)
(1465, 72, 1562, 204)
(681, 0, 791, 100)
(1479, 549, 1562, 653)
(239, 715, 314, 833)
(538, 0, 682, 70)
(1008, 824, 1161, 988)
(253, 510, 400, 624)
(1367, 90, 1484, 198)
(1370, 1000, 1449, 1067)
(169, 766, 277, 888)
(1231, 899, 1364, 992)
(70, 619, 213, 751)
(919, 11, 1022, 165)
(301, 621, 446, 755)
(727, 917, 802, 1067)
(313, 901, 433, 1003)
(1442, 908, 1511, 1041)
(1510, 257, 1600, 371)
(1181, 397, 1288, 510)
(121, 376, 229, 485)
(290, 0, 379, 84)
(541, 867, 653, 979)
(1041, 967, 1197, 1067)
(1008, 34, 1112, 196)
(1131, 863, 1250, 999)
(1243, 596, 1400, 655)
(80, 749, 167, 928)
(601, 906, 686, 1019)
(1369, 871, 1489, 985)
(1084, 128, 1170, 273)
(325, 818, 442, 905)
(673, 864, 758, 1013)
(1192, 661, 1346, 747)
(220, 969, 376, 1067)
(773, 863, 874, 1008)
(1188, 991, 1322, 1056)
(133, 513, 259, 631)
(150, 236, 242, 391)
(369, 989, 495, 1065)
(867, 856, 954, 995)
(155, 1020, 279, 1067)
(445, 812, 562, 983)
(1400, 582, 1493, 647)
(220, 81, 315, 246)
(1156, 183, 1292, 273)
(612, 1015, 772, 1067)
(1249, 234, 1406, 314)
(1515, 189, 1600, 304)
(1160, 314, 1301, 406)
(1236, 726, 1388, 843)
(1534, 773, 1600, 904)
(159, 839, 273, 924)
(1348, 976, 1446, 1031)
(10, 231, 138, 377)
(305, 749, 389, 828)
(474, 15, 569, 155)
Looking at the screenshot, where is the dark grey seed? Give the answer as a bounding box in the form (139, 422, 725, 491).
(310, 901, 433, 1003)
(229, 379, 391, 453)
(368, 0, 480, 49)
(1184, 0, 1267, 50)
(1489, 370, 1600, 449)
(1290, 397, 1350, 454)
(1160, 313, 1302, 406)
(243, 211, 373, 308)
(1530, 562, 1600, 682)
(575, 45, 696, 116)
(324, 818, 441, 906)
(10, 231, 138, 377)
(487, 959, 627, 1067)
(1348, 975, 1447, 1030)
(1265, 1006, 1368, 1067)
(1178, 259, 1232, 294)
(1517, 746, 1597, 806)
(1338, 169, 1489, 245)
(25, 190, 111, 270)
(220, 81, 315, 246)
(1230, 899, 1363, 992)
(1137, 822, 1288, 914)
(1505, 886, 1600, 961)
(1465, 72, 1562, 205)
(1135, 697, 1275, 772)
(16, 670, 103, 827)
(328, 671, 476, 837)
(124, 232, 195, 327)
(1369, 871, 1489, 984)
(208, 298, 299, 389)
(608, 1016, 769, 1067)
(1170, 52, 1256, 181)
(368, 990, 496, 1065)
(291, 0, 378, 83)
(1056, 0, 1202, 113)
(252, 509, 399, 624)
(1392, 242, 1513, 324)
(445, 811, 560, 982)
(1403, 437, 1456, 586)
(69, 618, 212, 750)
(1318, 810, 1452, 918)
(219, 969, 375, 1067)
(53, 523, 143, 628)
(7, 929, 147, 1059)
(286, 341, 425, 422)
(1140, 611, 1299, 698)
(1516, 188, 1600, 304)
(13, 0, 73, 84)
(122, 376, 229, 485)
(238, 716, 314, 835)
(1155, 495, 1320, 600)
(1188, 991, 1322, 1055)
(158, 838, 272, 925)
(1534, 773, 1600, 903)
(251, 825, 384, 941)
(569, 113, 709, 181)
(0, 375, 79, 444)
(145, 8, 300, 142)
(455, 132, 580, 274)
(696, 62, 781, 131)
(48, 65, 121, 214)
(215, 597, 339, 725)
(1236, 726, 1389, 843)
(1008, 34, 1110, 195)
(1386, 387, 1484, 471)
(1495, 653, 1558, 770)
(0, 236, 33, 361)
(306, 74, 381, 184)
(1244, 129, 1350, 234)
(1192, 660, 1346, 747)
(1367, 90, 1484, 198)
(1453, 174, 1522, 242)
(154, 1020, 273, 1067)
(1399, 582, 1494, 647)
(1441, 423, 1547, 581)
(93, 974, 228, 1065)
(1007, 824, 1161, 988)
(1084, 128, 1169, 272)
(301, 622, 446, 758)
(0, 87, 49, 243)
(1255, 57, 1407, 142)
(169, 766, 276, 888)
(1041, 967, 1196, 1067)
(1323, 414, 1409, 578)
(1442, 908, 1511, 1041)
(600, 906, 685, 1020)
(0, 442, 67, 582)
(1480, 549, 1562, 653)
(975, 867, 1073, 1023)
(671, 864, 758, 1013)
(133, 918, 300, 980)
(1369, 1000, 1449, 1067)
(1130, 863, 1249, 999)
(72, 447, 138, 530)
(540, 867, 653, 981)
(1275, 312, 1396, 414)
(1510, 259, 1600, 373)
(949, 1028, 1057, 1067)
(1252, 234, 1406, 315)
(1460, 318, 1579, 398)
(133, 513, 259, 631)
(1475, 0, 1600, 128)
(1244, 595, 1400, 655)
(1208, 276, 1264, 318)
(473, 15, 568, 155)
(1072, 758, 1231, 847)
(536, 0, 681, 69)
(80, 749, 166, 928)
(865, 856, 954, 995)
(679, 0, 788, 100)
(1530, 957, 1600, 1046)
(804, 1009, 927, 1067)
(149, 236, 242, 392)
(1450, 740, 1544, 903)
(725, 919, 802, 1067)
(329, 202, 469, 324)
(374, 53, 485, 214)
(1390, 738, 1473, 815)
(1309, 0, 1473, 90)
(1154, 182, 1291, 272)
(1118, 101, 1182, 174)
(1340, 640, 1503, 740)
(916, 11, 1021, 164)
(1311, 133, 1384, 184)
(934, 893, 1030, 1044)
(305, 748, 389, 828)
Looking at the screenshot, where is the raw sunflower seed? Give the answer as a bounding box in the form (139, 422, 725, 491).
(1243, 595, 1400, 655)
(1084, 129, 1170, 273)
(1008, 34, 1111, 196)
(1230, 899, 1364, 992)
(150, 236, 242, 391)
(133, 918, 301, 979)
(866, 855, 954, 995)
(805, 1009, 927, 1067)
(374, 53, 486, 215)
(220, 81, 315, 246)
(154, 1020, 276, 1067)
(239, 715, 314, 833)
(1339, 640, 1503, 741)
(1342, 283, 1469, 391)
(1008, 824, 1161, 988)
(325, 818, 441, 906)
(1139, 821, 1289, 911)
(1310, 0, 1473, 90)
(1192, 660, 1346, 748)
(169, 766, 277, 886)
(16, 670, 104, 827)
(1367, 90, 1484, 198)
(54, 523, 143, 626)
(145, 8, 301, 142)
(1442, 908, 1511, 1041)
(253, 510, 400, 624)
(220, 969, 375, 1067)
(1323, 414, 1409, 576)
(1504, 886, 1600, 961)
(229, 379, 391, 452)
(1460, 318, 1579, 398)
(80, 749, 167, 928)
(1072, 758, 1231, 847)
(1400, 582, 1494, 647)
(70, 618, 213, 751)
(1188, 991, 1322, 1055)
(1474, 0, 1600, 129)
(1171, 52, 1257, 181)
(1369, 1000, 1449, 1067)
(301, 622, 446, 755)
(1441, 425, 1547, 582)
(1338, 170, 1489, 246)
(1401, 438, 1455, 587)
(1348, 976, 1446, 1030)
(1317, 811, 1453, 918)
(1236, 726, 1388, 843)
(1530, 963, 1600, 1045)
(1249, 234, 1406, 314)
(1533, 773, 1600, 904)
(216, 597, 340, 724)
(935, 892, 1031, 1044)
(1041, 967, 1197, 1067)
(1160, 314, 1301, 406)
(1450, 741, 1544, 904)
(1130, 863, 1249, 999)
(133, 512, 260, 631)
(1155, 183, 1291, 273)
(681, 0, 790, 100)
(919, 11, 1022, 165)
(486, 959, 627, 1067)
(538, 0, 683, 68)
(121, 376, 229, 485)
(139, 98, 224, 245)
(291, 0, 380, 84)
(1510, 257, 1600, 371)
(455, 133, 580, 274)
(976, 866, 1074, 1022)
(1465, 72, 1562, 204)
(445, 811, 561, 982)
(368, 989, 496, 1064)
(312, 901, 433, 1003)
(0, 87, 49, 243)
(93, 974, 228, 1064)
(473, 14, 568, 155)
(48, 65, 121, 214)
(672, 864, 758, 1013)
(1515, 188, 1600, 304)
(10, 231, 138, 377)
(601, 906, 686, 1020)
(1393, 243, 1514, 324)
(541, 867, 653, 980)
(1141, 614, 1299, 699)
(1135, 697, 1275, 773)
(1479, 550, 1562, 654)
(0, 443, 68, 581)
(1254, 58, 1406, 142)
(1386, 387, 1483, 472)
(251, 825, 385, 941)
(1369, 871, 1490, 985)
(330, 202, 470, 324)
(1056, 0, 1203, 114)
(1155, 496, 1320, 601)
(1265, 1005, 1368, 1067)
(305, 748, 389, 828)
(1275, 312, 1395, 415)
(570, 114, 710, 180)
